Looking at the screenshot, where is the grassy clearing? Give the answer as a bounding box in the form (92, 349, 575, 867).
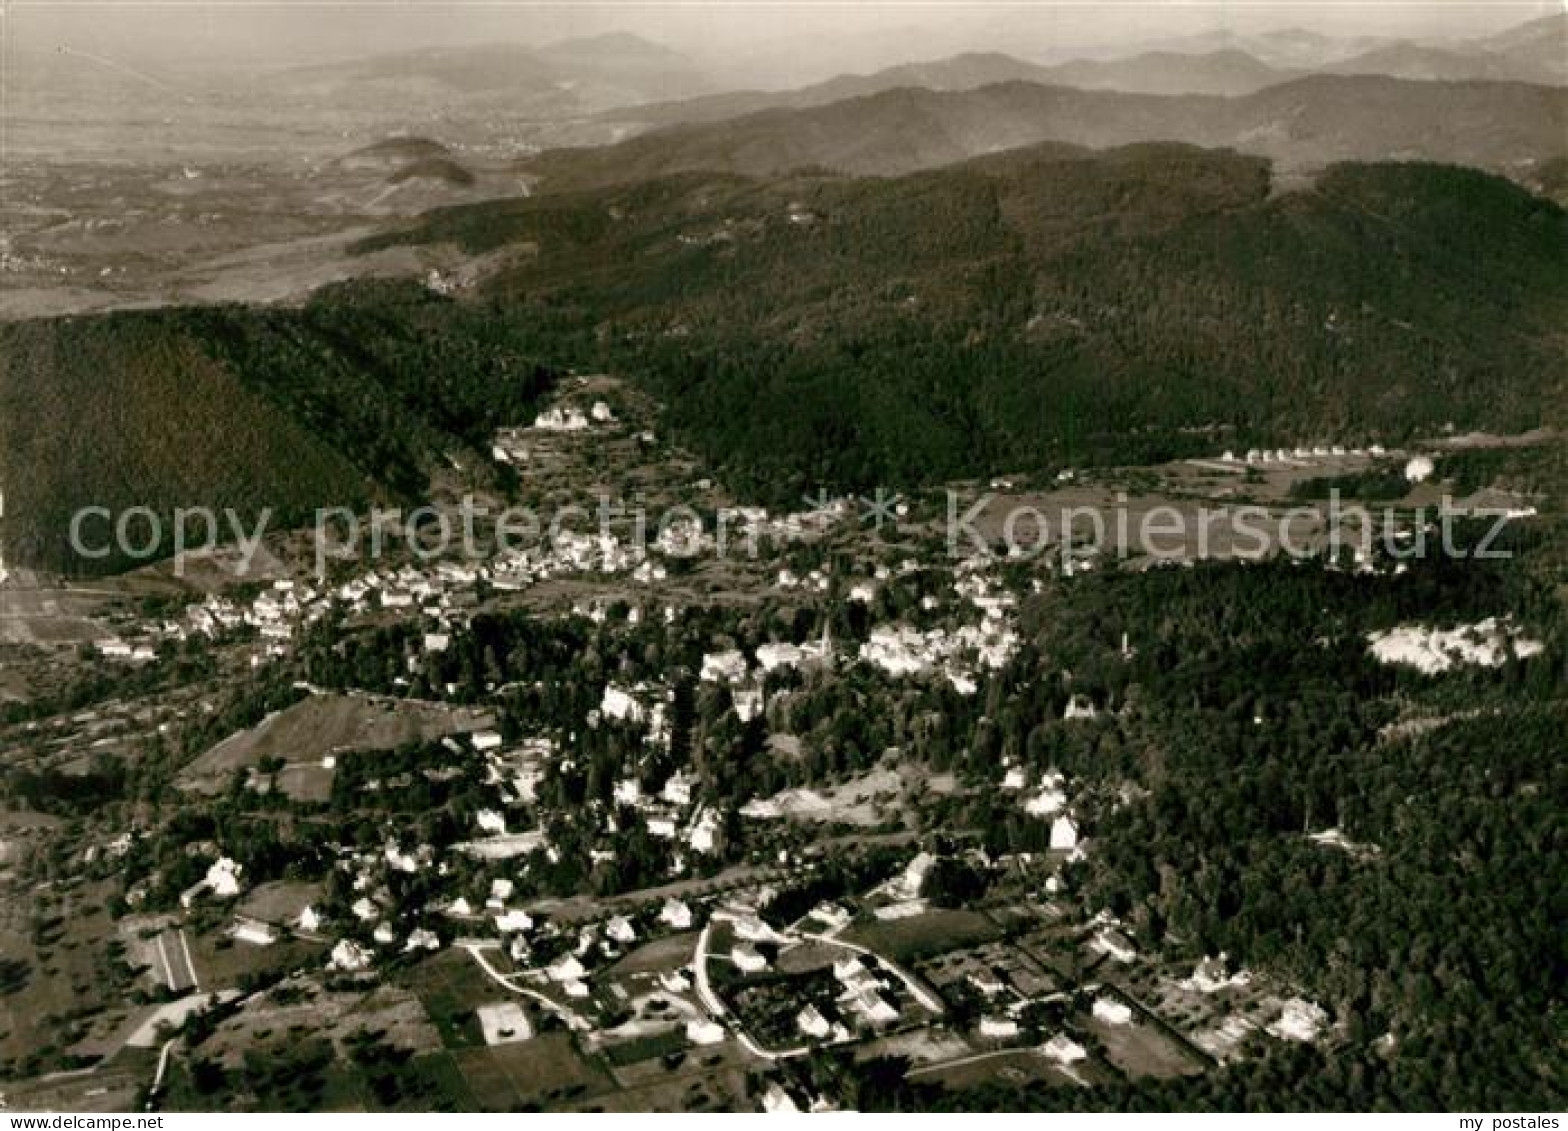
(178, 692, 492, 792)
(842, 908, 1003, 964)
(453, 1031, 614, 1109)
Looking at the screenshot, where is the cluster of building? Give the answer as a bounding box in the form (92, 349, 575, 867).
(1218, 443, 1387, 466)
(1003, 767, 1082, 851)
(98, 579, 327, 665)
(853, 561, 1021, 694)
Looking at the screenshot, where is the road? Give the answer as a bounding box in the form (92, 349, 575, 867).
(146, 1037, 176, 1108)
(691, 921, 814, 1062)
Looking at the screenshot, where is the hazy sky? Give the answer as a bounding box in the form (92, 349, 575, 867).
(6, 1, 1560, 79)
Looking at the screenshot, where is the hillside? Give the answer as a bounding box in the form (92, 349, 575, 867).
(0, 315, 369, 575)
(1316, 15, 1565, 87)
(1325, 38, 1566, 86)
(11, 143, 1564, 573)
(0, 283, 558, 574)
(364, 144, 1568, 502)
(531, 76, 1568, 192)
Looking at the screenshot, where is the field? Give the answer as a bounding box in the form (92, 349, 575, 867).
(583, 1042, 753, 1113)
(603, 932, 698, 978)
(236, 881, 322, 927)
(0, 152, 530, 321)
(0, 584, 114, 646)
(184, 927, 323, 992)
(397, 949, 525, 1050)
(1081, 1009, 1207, 1079)
(0, 1053, 151, 1113)
(962, 451, 1431, 567)
(743, 762, 921, 821)
(857, 1026, 974, 1066)
(177, 691, 494, 795)
(842, 908, 1004, 964)
(909, 1047, 1087, 1092)
(0, 878, 139, 1070)
(452, 1031, 615, 1109)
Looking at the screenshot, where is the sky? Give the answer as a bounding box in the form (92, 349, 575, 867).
(4, 0, 1561, 81)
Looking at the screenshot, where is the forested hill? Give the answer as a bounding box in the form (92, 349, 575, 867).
(523, 76, 1568, 195)
(0, 283, 558, 574)
(7, 145, 1564, 573)
(365, 144, 1568, 503)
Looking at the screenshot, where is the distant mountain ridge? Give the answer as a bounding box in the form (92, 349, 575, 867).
(1125, 13, 1564, 82)
(269, 32, 712, 114)
(606, 47, 1293, 133)
(1326, 19, 1567, 86)
(533, 75, 1567, 194)
(594, 13, 1562, 142)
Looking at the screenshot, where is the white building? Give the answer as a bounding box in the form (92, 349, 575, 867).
(731, 944, 767, 974)
(690, 809, 721, 854)
(231, 917, 276, 947)
(797, 1004, 832, 1040)
(601, 685, 645, 723)
(1269, 998, 1329, 1042)
(761, 1083, 800, 1114)
(979, 1016, 1019, 1040)
(1063, 694, 1098, 721)
(846, 989, 898, 1025)
(1044, 1033, 1087, 1064)
(548, 954, 588, 983)
(660, 899, 693, 930)
(405, 928, 441, 952)
(1050, 816, 1080, 851)
(329, 940, 371, 972)
(1090, 926, 1136, 964)
(662, 772, 695, 807)
(495, 910, 534, 934)
(1093, 997, 1133, 1026)
(701, 650, 748, 684)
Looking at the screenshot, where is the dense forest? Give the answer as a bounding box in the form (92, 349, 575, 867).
(367, 146, 1567, 504)
(0, 282, 558, 573)
(789, 527, 1562, 1110)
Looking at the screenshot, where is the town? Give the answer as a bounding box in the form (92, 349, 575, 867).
(1, 373, 1555, 1112)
